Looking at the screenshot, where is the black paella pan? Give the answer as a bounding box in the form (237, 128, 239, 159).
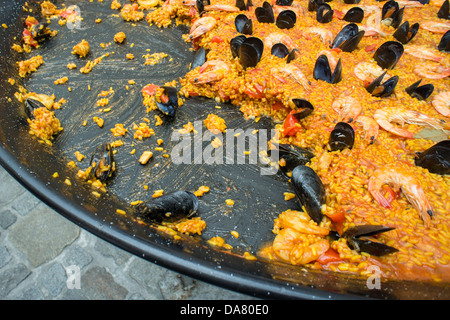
(0, 0, 449, 300)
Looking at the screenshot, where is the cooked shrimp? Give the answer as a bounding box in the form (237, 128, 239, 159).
(413, 62, 450, 79)
(361, 11, 387, 37)
(353, 62, 385, 83)
(331, 91, 362, 123)
(204, 4, 240, 12)
(432, 91, 450, 117)
(272, 228, 330, 265)
(304, 27, 333, 46)
(355, 115, 379, 144)
(189, 16, 216, 40)
(275, 210, 329, 236)
(271, 64, 310, 90)
(264, 32, 297, 51)
(421, 20, 450, 34)
(374, 107, 450, 138)
(404, 45, 443, 63)
(193, 59, 229, 84)
(368, 164, 433, 227)
(396, 0, 424, 7)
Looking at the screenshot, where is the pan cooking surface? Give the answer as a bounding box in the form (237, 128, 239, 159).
(1, 0, 449, 299)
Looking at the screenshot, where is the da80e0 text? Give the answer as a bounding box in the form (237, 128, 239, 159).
(224, 304, 269, 315)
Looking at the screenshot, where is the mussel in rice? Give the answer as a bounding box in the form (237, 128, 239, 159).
(290, 165, 325, 224)
(393, 21, 419, 44)
(237, 36, 264, 69)
(24, 97, 47, 119)
(438, 0, 449, 19)
(328, 122, 355, 151)
(343, 7, 364, 23)
(331, 23, 365, 52)
(381, 0, 404, 29)
(365, 71, 399, 97)
(29, 22, 53, 43)
(235, 14, 253, 34)
(341, 225, 399, 256)
(313, 54, 342, 84)
(405, 79, 434, 101)
(271, 43, 296, 62)
(137, 191, 199, 223)
(317, 3, 334, 23)
(415, 140, 450, 175)
(156, 86, 178, 119)
(236, 0, 252, 11)
(230, 35, 247, 58)
(276, 10, 297, 29)
(255, 1, 275, 23)
(438, 30, 450, 52)
(290, 98, 314, 120)
(196, 0, 210, 14)
(373, 41, 404, 69)
(343, 0, 361, 4)
(89, 143, 115, 182)
(268, 143, 315, 174)
(276, 0, 293, 5)
(190, 47, 206, 70)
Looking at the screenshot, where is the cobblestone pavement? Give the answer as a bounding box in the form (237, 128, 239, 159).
(0, 164, 255, 300)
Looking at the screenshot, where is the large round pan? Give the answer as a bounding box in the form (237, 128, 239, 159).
(1, 0, 449, 299)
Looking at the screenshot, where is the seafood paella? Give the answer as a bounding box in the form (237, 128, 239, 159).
(7, 0, 450, 285)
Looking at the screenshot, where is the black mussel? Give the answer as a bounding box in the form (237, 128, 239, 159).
(415, 140, 450, 175)
(373, 41, 404, 69)
(438, 0, 449, 19)
(230, 35, 247, 58)
(255, 1, 275, 23)
(290, 165, 325, 224)
(236, 0, 251, 11)
(381, 0, 404, 29)
(365, 71, 399, 97)
(317, 3, 334, 23)
(343, 0, 361, 4)
(271, 43, 297, 62)
(24, 97, 47, 119)
(276, 0, 293, 5)
(30, 22, 53, 43)
(268, 143, 315, 173)
(89, 143, 115, 182)
(343, 7, 364, 23)
(156, 86, 178, 119)
(276, 10, 297, 29)
(190, 47, 206, 70)
(308, 0, 324, 11)
(331, 23, 365, 52)
(438, 30, 450, 52)
(238, 37, 264, 69)
(137, 191, 199, 223)
(313, 54, 342, 84)
(341, 225, 399, 256)
(291, 98, 314, 120)
(196, 0, 210, 14)
(328, 122, 355, 151)
(393, 21, 419, 44)
(405, 79, 434, 101)
(235, 14, 253, 34)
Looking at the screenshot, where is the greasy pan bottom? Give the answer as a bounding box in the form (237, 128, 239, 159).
(0, 0, 449, 299)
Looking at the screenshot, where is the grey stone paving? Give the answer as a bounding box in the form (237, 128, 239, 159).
(0, 165, 255, 300)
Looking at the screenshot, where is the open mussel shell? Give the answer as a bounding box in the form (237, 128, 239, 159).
(255, 1, 275, 23)
(235, 14, 253, 35)
(30, 22, 53, 42)
(393, 21, 419, 44)
(365, 71, 399, 97)
(415, 140, 450, 175)
(290, 165, 325, 224)
(271, 43, 296, 62)
(89, 143, 115, 182)
(291, 98, 314, 120)
(341, 225, 399, 256)
(230, 35, 247, 58)
(190, 47, 206, 70)
(343, 7, 364, 23)
(328, 122, 355, 151)
(438, 30, 450, 52)
(196, 0, 210, 14)
(343, 0, 360, 4)
(313, 54, 342, 84)
(236, 0, 251, 11)
(331, 23, 365, 52)
(276, 10, 297, 29)
(381, 0, 404, 29)
(317, 3, 334, 23)
(137, 191, 199, 223)
(24, 97, 47, 119)
(276, 0, 293, 5)
(405, 79, 434, 101)
(268, 143, 315, 173)
(438, 0, 449, 19)
(238, 37, 264, 69)
(373, 41, 404, 69)
(156, 86, 178, 119)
